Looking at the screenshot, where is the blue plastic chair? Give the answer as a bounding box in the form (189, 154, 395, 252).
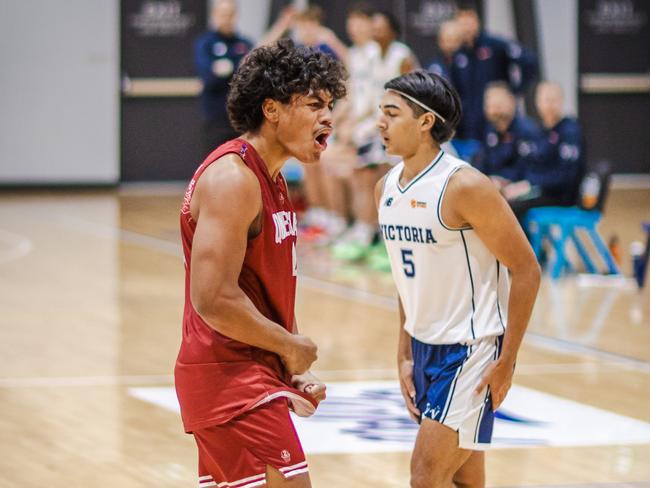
(451, 139, 482, 162)
(525, 207, 620, 279)
(524, 163, 620, 279)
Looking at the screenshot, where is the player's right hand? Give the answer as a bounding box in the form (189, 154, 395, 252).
(398, 358, 420, 423)
(282, 334, 318, 375)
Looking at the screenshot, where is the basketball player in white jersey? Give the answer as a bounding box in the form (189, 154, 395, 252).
(375, 71, 540, 487)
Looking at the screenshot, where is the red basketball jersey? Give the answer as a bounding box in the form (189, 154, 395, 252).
(174, 139, 316, 433)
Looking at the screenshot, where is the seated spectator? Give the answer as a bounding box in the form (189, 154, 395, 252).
(499, 82, 585, 221)
(427, 20, 463, 80)
(528, 81, 585, 205)
(474, 82, 543, 191)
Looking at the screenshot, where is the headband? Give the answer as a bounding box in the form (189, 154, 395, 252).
(386, 88, 447, 124)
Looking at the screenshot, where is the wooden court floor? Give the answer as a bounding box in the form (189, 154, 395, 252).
(0, 186, 648, 488)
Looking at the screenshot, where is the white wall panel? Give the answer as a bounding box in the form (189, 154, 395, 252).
(0, 0, 119, 184)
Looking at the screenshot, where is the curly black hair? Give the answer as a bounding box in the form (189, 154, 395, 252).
(384, 70, 462, 144)
(227, 39, 348, 134)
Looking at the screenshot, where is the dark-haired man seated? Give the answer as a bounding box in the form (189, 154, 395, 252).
(473, 82, 544, 221)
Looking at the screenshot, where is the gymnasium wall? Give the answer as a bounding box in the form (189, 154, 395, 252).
(0, 0, 647, 185)
(534, 0, 578, 116)
(0, 0, 119, 185)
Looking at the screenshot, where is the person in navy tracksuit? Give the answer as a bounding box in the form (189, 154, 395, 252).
(473, 82, 543, 188)
(426, 20, 463, 81)
(195, 0, 252, 154)
(450, 4, 538, 143)
(476, 82, 585, 223)
(513, 82, 585, 216)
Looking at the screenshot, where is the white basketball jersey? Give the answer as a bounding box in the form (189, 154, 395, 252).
(378, 151, 509, 344)
(349, 41, 382, 146)
(349, 41, 381, 120)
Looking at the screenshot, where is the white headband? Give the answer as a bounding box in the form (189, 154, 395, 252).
(386, 88, 447, 124)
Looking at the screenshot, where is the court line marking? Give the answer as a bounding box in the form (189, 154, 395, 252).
(54, 216, 650, 374)
(496, 483, 650, 488)
(0, 361, 641, 388)
(59, 216, 183, 256)
(0, 228, 33, 265)
(0, 374, 174, 388)
(298, 275, 650, 374)
(315, 362, 648, 379)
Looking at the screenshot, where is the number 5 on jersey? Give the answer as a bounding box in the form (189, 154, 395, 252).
(401, 249, 415, 277)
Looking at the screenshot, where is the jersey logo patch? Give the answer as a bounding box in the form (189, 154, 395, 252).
(384, 197, 393, 207)
(410, 199, 427, 209)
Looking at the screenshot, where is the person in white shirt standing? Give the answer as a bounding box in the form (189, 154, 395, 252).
(375, 70, 540, 488)
(320, 3, 382, 244)
(333, 8, 419, 262)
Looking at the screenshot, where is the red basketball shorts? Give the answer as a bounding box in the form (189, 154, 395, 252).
(193, 398, 308, 488)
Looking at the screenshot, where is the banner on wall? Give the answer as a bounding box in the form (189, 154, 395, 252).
(578, 0, 650, 173)
(403, 0, 461, 67)
(121, 0, 207, 78)
(579, 0, 649, 73)
(120, 0, 208, 181)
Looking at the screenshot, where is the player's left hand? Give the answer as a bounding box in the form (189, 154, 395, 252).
(474, 359, 514, 411)
(292, 371, 326, 404)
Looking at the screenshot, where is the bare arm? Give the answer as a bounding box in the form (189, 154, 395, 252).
(443, 167, 541, 409)
(400, 54, 418, 75)
(375, 176, 420, 422)
(319, 26, 349, 65)
(397, 297, 420, 421)
(256, 7, 296, 47)
(190, 155, 317, 374)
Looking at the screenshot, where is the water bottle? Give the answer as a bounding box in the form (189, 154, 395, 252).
(580, 173, 600, 210)
(630, 241, 646, 289)
(608, 235, 621, 266)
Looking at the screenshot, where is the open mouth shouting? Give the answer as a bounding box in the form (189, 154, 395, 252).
(314, 128, 332, 151)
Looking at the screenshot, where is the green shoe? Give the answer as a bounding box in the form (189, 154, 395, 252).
(332, 242, 369, 261)
(367, 243, 392, 272)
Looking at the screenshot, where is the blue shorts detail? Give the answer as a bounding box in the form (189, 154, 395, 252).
(411, 335, 504, 449)
(412, 339, 471, 422)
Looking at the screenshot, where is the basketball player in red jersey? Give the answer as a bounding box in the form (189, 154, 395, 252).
(175, 39, 347, 488)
